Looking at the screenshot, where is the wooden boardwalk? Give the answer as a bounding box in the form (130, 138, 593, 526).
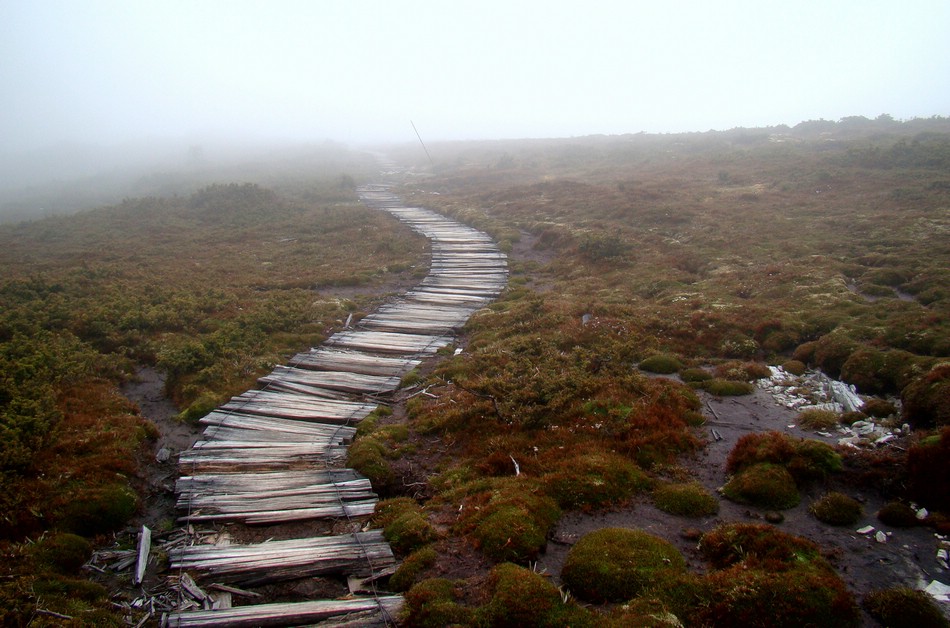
(163, 184, 507, 626)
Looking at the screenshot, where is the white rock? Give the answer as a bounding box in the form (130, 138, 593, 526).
(918, 507, 930, 520)
(856, 525, 876, 535)
(875, 531, 888, 544)
(924, 580, 950, 602)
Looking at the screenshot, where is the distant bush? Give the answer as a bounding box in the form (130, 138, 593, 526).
(813, 333, 858, 379)
(653, 482, 719, 517)
(727, 431, 841, 486)
(639, 354, 683, 374)
(863, 586, 950, 628)
(579, 233, 629, 261)
(810, 492, 863, 526)
(561, 528, 686, 603)
(714, 361, 771, 381)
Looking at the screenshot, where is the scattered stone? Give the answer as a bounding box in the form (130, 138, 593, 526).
(918, 507, 930, 520)
(764, 511, 784, 524)
(856, 525, 876, 535)
(156, 447, 171, 463)
(924, 580, 950, 603)
(875, 531, 888, 544)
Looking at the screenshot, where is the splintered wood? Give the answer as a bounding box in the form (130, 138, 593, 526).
(163, 184, 506, 626)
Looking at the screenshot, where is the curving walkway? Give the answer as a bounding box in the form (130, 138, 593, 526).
(163, 184, 507, 626)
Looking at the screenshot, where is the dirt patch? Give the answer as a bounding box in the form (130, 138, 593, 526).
(533, 386, 947, 625)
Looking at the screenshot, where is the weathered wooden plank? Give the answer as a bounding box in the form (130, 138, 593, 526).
(180, 499, 379, 524)
(261, 366, 401, 395)
(168, 531, 395, 585)
(177, 469, 364, 494)
(200, 412, 357, 440)
(164, 595, 404, 628)
(325, 330, 453, 354)
(290, 349, 420, 376)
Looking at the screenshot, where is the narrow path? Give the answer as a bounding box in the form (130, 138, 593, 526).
(162, 184, 508, 626)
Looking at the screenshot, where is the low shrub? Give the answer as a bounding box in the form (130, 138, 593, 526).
(721, 463, 800, 510)
(389, 546, 437, 592)
(783, 359, 807, 376)
(787, 439, 843, 485)
(479, 563, 595, 627)
(812, 333, 859, 379)
(653, 482, 719, 517)
(902, 364, 950, 428)
(699, 522, 826, 571)
(907, 427, 950, 512)
(810, 492, 863, 526)
(726, 431, 797, 473)
(863, 586, 950, 628)
(61, 483, 138, 536)
(861, 398, 898, 418)
(714, 361, 771, 381)
(542, 451, 652, 510)
(702, 379, 754, 396)
(796, 408, 840, 431)
(640, 354, 684, 374)
(877, 501, 920, 527)
(727, 432, 841, 486)
(561, 528, 686, 603)
(32, 533, 92, 574)
(694, 564, 860, 627)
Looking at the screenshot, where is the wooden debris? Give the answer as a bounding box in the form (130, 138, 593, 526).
(133, 525, 151, 585)
(163, 595, 404, 628)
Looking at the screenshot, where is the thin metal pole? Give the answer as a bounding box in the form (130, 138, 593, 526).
(410, 120, 433, 165)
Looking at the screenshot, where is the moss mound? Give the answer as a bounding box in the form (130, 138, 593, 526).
(863, 586, 950, 628)
(347, 436, 395, 491)
(653, 482, 719, 517)
(796, 408, 840, 431)
(810, 492, 863, 526)
(702, 379, 754, 396)
(389, 546, 437, 592)
(907, 427, 950, 512)
(561, 528, 686, 603)
(639, 354, 684, 374)
(372, 498, 437, 555)
(461, 479, 561, 563)
(721, 463, 801, 510)
(479, 563, 595, 627)
(679, 367, 712, 383)
(403, 578, 473, 628)
(543, 451, 652, 510)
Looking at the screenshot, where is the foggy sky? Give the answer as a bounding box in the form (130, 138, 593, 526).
(3, 0, 949, 153)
